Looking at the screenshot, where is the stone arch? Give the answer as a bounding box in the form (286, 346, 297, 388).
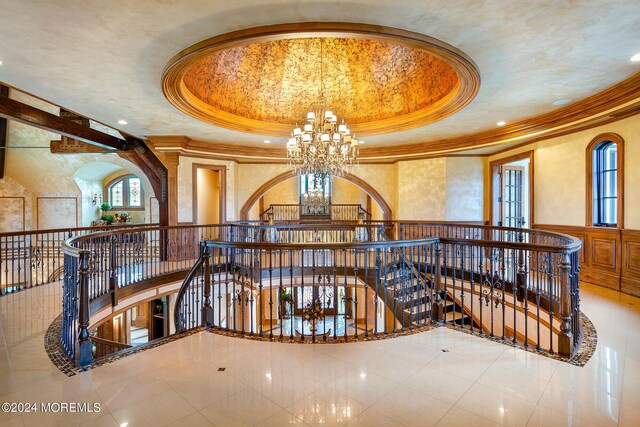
(240, 170, 392, 220)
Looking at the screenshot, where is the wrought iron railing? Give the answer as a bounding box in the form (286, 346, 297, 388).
(398, 222, 582, 354)
(176, 222, 582, 356)
(260, 204, 371, 222)
(59, 223, 383, 366)
(91, 336, 133, 358)
(0, 223, 157, 295)
(58, 221, 581, 368)
(60, 224, 232, 365)
(174, 237, 438, 341)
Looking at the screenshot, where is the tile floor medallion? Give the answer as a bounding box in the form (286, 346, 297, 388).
(1, 281, 637, 426)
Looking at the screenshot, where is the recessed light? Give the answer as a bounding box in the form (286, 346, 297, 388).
(117, 119, 127, 125)
(631, 53, 640, 62)
(552, 99, 572, 106)
(263, 140, 271, 144)
(359, 140, 365, 144)
(360, 372, 367, 378)
(496, 121, 506, 126)
(529, 99, 537, 104)
(0, 60, 3, 66)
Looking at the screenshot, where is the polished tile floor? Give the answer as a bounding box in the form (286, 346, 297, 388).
(0, 282, 638, 426)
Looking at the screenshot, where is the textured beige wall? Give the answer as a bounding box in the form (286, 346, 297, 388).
(0, 90, 157, 231)
(37, 197, 77, 229)
(445, 157, 485, 221)
(0, 177, 30, 232)
(235, 163, 289, 218)
(75, 177, 102, 226)
(349, 164, 396, 217)
(332, 178, 367, 206)
(488, 113, 640, 228)
(263, 178, 298, 207)
(395, 158, 447, 220)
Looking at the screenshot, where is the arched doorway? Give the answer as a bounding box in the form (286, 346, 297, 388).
(240, 170, 392, 220)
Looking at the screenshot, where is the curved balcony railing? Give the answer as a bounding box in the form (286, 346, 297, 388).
(259, 203, 372, 222)
(59, 223, 386, 365)
(59, 222, 581, 368)
(0, 223, 158, 295)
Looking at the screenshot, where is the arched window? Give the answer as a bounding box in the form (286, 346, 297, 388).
(586, 133, 624, 228)
(107, 175, 144, 210)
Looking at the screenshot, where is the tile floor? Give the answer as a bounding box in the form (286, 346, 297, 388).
(0, 282, 638, 426)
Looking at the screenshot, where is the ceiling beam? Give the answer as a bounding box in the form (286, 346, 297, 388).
(0, 92, 128, 150)
(0, 88, 169, 225)
(50, 136, 114, 154)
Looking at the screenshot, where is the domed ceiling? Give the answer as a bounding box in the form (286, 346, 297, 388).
(163, 24, 479, 136)
(0, 0, 639, 156)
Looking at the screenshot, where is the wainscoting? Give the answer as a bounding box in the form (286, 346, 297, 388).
(535, 224, 640, 297)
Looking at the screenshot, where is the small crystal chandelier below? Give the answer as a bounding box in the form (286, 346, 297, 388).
(286, 96, 360, 177)
(302, 186, 330, 215)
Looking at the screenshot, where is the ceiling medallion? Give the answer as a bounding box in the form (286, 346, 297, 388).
(162, 22, 480, 137)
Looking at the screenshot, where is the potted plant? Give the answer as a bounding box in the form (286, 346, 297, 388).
(100, 214, 114, 225)
(99, 202, 112, 216)
(279, 289, 293, 319)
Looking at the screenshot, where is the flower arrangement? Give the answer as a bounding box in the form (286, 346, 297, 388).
(113, 211, 132, 223)
(302, 301, 324, 323)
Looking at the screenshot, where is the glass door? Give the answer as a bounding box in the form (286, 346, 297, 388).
(501, 165, 525, 230)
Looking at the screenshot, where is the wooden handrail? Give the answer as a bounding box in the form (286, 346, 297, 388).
(90, 336, 133, 349)
(0, 222, 159, 238)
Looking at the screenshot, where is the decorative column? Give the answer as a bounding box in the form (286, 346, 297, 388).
(108, 234, 118, 306)
(516, 229, 527, 303)
(201, 243, 213, 327)
(162, 152, 180, 226)
(432, 242, 444, 323)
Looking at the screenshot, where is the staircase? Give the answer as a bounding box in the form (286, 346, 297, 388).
(372, 261, 480, 330)
(440, 292, 476, 327)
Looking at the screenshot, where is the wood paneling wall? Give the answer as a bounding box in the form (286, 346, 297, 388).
(535, 224, 640, 297)
(622, 229, 640, 296)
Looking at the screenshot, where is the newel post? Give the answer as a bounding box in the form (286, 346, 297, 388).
(201, 243, 213, 327)
(432, 242, 444, 323)
(108, 234, 118, 306)
(516, 230, 527, 302)
(77, 251, 92, 368)
(558, 251, 573, 356)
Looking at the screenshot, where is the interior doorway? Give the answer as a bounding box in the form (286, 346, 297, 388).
(192, 164, 226, 224)
(490, 151, 533, 229)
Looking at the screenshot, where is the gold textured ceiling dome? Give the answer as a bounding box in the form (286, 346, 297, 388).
(162, 23, 480, 137)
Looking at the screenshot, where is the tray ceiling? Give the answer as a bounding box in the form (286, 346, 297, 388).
(0, 0, 639, 151)
(164, 27, 478, 136)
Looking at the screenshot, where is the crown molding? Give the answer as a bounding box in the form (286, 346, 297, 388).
(150, 71, 640, 163)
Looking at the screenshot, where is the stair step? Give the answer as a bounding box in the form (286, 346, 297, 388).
(444, 311, 469, 322)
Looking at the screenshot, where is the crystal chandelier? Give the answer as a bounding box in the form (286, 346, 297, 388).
(302, 187, 330, 215)
(286, 39, 360, 176)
